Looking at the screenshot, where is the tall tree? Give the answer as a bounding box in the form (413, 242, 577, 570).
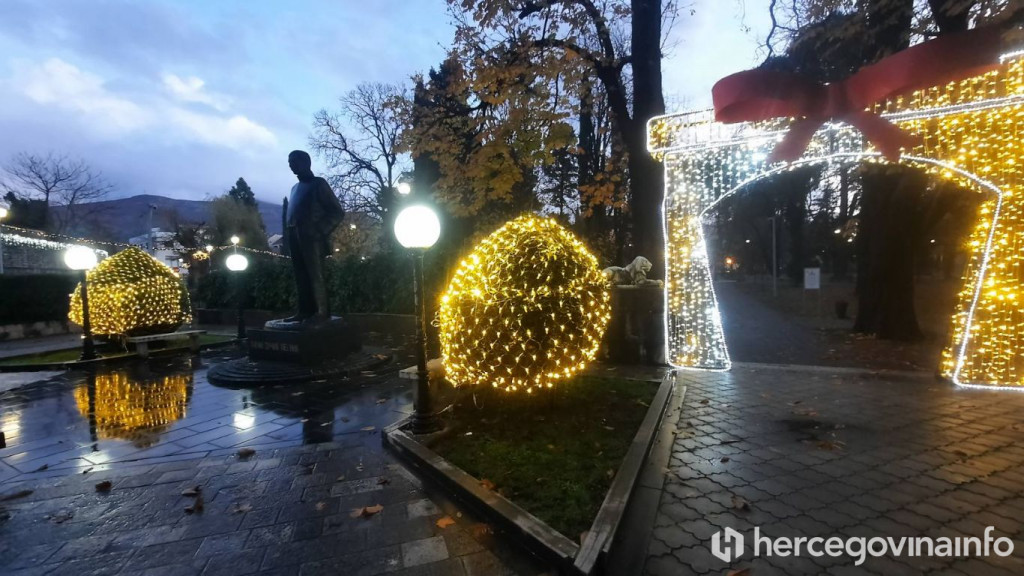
(0, 152, 113, 233)
(227, 177, 256, 208)
(435, 0, 675, 273)
(310, 82, 409, 234)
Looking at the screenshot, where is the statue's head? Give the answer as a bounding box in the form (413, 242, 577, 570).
(288, 150, 312, 175)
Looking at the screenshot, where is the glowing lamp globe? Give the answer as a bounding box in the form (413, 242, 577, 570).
(438, 215, 611, 394)
(205, 244, 214, 253)
(230, 235, 240, 246)
(0, 206, 8, 219)
(69, 247, 191, 336)
(397, 182, 412, 196)
(394, 205, 440, 249)
(226, 253, 249, 271)
(64, 246, 98, 271)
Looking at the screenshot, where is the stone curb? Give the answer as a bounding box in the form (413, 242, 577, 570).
(0, 338, 239, 372)
(384, 371, 676, 575)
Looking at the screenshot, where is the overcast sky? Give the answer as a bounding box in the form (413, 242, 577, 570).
(0, 0, 771, 205)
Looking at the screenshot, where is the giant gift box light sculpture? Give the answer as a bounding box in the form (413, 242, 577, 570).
(439, 215, 611, 394)
(649, 28, 1024, 388)
(69, 246, 192, 337)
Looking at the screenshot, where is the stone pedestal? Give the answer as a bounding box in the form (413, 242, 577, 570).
(247, 318, 361, 365)
(208, 317, 372, 385)
(601, 286, 665, 365)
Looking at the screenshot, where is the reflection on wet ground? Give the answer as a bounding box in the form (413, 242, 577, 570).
(0, 331, 418, 484)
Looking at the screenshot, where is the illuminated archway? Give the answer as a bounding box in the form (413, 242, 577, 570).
(649, 50, 1024, 389)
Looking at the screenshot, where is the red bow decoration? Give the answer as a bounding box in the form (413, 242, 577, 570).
(712, 27, 1005, 163)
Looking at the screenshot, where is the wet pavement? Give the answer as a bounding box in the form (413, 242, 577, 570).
(0, 330, 552, 575)
(642, 364, 1024, 576)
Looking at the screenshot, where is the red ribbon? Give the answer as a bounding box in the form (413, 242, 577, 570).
(712, 27, 1005, 162)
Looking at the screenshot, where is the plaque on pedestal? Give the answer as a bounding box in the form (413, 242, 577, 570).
(247, 318, 361, 365)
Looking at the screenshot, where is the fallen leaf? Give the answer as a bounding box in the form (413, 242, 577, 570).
(350, 504, 384, 519)
(50, 511, 74, 524)
(456, 512, 462, 518)
(81, 467, 93, 475)
(377, 477, 390, 486)
(376, 398, 388, 404)
(699, 399, 709, 404)
(336, 475, 346, 482)
(361, 426, 376, 432)
(94, 481, 112, 493)
(470, 523, 493, 538)
(816, 440, 845, 451)
(720, 457, 730, 463)
(436, 516, 456, 529)
(479, 479, 496, 491)
(232, 503, 252, 514)
(720, 439, 740, 445)
(374, 354, 389, 360)
(181, 486, 202, 497)
(237, 448, 256, 459)
(605, 469, 615, 479)
(184, 493, 205, 514)
(315, 502, 327, 511)
(355, 464, 364, 472)
(340, 417, 350, 423)
(727, 569, 751, 576)
(34, 464, 48, 472)
(580, 531, 590, 544)
(0, 490, 33, 502)
(731, 496, 750, 511)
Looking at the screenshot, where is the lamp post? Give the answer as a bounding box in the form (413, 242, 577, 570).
(394, 204, 442, 434)
(226, 253, 249, 339)
(64, 246, 99, 361)
(0, 205, 7, 275)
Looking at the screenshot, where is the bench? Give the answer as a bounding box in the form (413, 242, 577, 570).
(126, 330, 207, 359)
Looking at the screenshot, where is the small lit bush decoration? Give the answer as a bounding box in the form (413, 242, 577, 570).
(69, 247, 192, 336)
(439, 215, 611, 393)
(74, 372, 191, 447)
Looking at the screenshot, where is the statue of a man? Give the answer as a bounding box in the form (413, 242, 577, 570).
(280, 150, 345, 324)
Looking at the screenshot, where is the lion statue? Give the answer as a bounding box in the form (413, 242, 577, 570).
(602, 256, 663, 287)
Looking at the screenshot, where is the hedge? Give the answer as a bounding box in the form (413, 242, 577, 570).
(0, 273, 79, 325)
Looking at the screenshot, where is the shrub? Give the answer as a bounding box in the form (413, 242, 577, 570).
(0, 273, 78, 325)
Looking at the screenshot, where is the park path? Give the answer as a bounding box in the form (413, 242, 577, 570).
(715, 281, 829, 366)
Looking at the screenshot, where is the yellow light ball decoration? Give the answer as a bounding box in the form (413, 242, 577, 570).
(438, 215, 611, 394)
(74, 372, 192, 447)
(69, 247, 192, 336)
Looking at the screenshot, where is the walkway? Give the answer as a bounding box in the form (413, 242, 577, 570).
(642, 364, 1024, 575)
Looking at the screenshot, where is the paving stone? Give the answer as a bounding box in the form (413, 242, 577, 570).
(402, 535, 450, 567)
(407, 498, 441, 519)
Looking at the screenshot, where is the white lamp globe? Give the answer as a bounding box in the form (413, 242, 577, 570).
(64, 246, 98, 271)
(0, 206, 8, 219)
(396, 182, 412, 196)
(394, 205, 440, 249)
(230, 235, 240, 246)
(205, 244, 214, 252)
(226, 253, 249, 272)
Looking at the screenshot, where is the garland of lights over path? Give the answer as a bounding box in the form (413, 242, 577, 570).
(649, 29, 1024, 389)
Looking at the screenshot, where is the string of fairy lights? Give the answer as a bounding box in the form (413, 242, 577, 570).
(648, 51, 1024, 388)
(69, 247, 192, 336)
(438, 215, 611, 394)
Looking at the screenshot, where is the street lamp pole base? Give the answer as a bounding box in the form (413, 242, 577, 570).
(409, 410, 442, 435)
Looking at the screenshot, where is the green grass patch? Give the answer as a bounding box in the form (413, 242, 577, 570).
(0, 333, 235, 366)
(430, 376, 659, 540)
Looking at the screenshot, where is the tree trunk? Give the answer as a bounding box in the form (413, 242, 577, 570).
(628, 0, 666, 278)
(853, 168, 926, 340)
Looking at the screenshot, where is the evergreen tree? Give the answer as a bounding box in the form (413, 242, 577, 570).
(228, 178, 256, 208)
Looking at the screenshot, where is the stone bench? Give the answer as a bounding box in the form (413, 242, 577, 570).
(126, 330, 206, 359)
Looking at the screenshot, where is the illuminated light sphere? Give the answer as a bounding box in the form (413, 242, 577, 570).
(0, 206, 8, 219)
(438, 215, 611, 394)
(205, 244, 214, 253)
(69, 247, 192, 336)
(397, 182, 412, 195)
(230, 235, 240, 245)
(64, 245, 98, 271)
(394, 205, 441, 249)
(226, 253, 249, 271)
(73, 372, 191, 447)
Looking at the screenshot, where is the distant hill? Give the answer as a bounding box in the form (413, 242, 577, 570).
(51, 194, 283, 242)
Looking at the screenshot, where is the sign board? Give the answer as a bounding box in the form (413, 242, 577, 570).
(804, 267, 821, 290)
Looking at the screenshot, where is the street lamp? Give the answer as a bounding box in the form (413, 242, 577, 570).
(64, 246, 99, 361)
(226, 253, 249, 339)
(394, 204, 441, 434)
(0, 205, 7, 275)
(205, 244, 214, 253)
(396, 182, 412, 196)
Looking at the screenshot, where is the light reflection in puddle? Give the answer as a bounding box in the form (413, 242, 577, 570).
(74, 371, 193, 447)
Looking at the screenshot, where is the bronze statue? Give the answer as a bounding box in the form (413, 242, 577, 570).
(277, 150, 345, 325)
